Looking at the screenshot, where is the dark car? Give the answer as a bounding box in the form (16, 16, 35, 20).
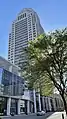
(10, 112, 14, 116)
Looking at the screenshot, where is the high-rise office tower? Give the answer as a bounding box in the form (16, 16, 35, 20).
(8, 8, 44, 66)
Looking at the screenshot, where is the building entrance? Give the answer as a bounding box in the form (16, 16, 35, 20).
(0, 97, 7, 115)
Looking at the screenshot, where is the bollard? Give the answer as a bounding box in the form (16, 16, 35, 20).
(62, 113, 64, 119)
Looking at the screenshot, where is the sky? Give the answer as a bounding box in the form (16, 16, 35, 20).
(0, 0, 67, 59)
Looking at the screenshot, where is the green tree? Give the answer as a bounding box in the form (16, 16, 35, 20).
(26, 28, 67, 115)
(20, 48, 54, 96)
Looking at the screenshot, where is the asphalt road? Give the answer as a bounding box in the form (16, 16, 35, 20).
(2, 112, 53, 119)
(3, 115, 47, 119)
(2, 112, 66, 119)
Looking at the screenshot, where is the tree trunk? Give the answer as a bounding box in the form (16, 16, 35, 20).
(60, 93, 67, 116)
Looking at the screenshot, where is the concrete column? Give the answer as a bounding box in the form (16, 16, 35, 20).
(45, 97, 48, 111)
(7, 97, 11, 115)
(38, 93, 41, 111)
(33, 89, 37, 113)
(52, 98, 56, 111)
(42, 96, 45, 111)
(48, 98, 52, 111)
(27, 100, 30, 114)
(17, 99, 20, 115)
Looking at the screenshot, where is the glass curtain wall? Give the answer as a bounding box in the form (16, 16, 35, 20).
(0, 67, 24, 96)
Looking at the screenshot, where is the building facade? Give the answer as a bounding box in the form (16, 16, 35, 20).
(8, 8, 44, 66)
(0, 67, 24, 96)
(0, 56, 20, 76)
(0, 57, 64, 115)
(0, 56, 33, 115)
(0, 89, 64, 115)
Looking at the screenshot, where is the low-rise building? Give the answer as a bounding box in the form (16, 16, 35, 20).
(0, 56, 64, 115)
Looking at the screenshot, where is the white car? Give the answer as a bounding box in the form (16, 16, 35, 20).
(37, 110, 46, 116)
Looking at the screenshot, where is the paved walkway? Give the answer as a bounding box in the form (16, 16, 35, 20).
(46, 112, 67, 119)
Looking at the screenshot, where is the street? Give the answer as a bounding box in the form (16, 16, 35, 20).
(2, 112, 53, 119)
(2, 112, 66, 119)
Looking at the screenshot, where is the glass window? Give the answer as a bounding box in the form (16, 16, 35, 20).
(0, 68, 24, 96)
(0, 68, 3, 84)
(18, 17, 20, 20)
(25, 13, 26, 17)
(23, 14, 24, 18)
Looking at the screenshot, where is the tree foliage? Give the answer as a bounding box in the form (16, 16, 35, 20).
(25, 28, 67, 114)
(20, 45, 54, 96)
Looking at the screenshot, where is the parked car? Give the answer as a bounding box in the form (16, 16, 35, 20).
(37, 110, 46, 116)
(10, 112, 14, 116)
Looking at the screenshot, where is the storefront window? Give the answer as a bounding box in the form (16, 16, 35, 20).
(11, 99, 17, 114)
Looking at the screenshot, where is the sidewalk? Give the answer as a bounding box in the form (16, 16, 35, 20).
(46, 112, 67, 119)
